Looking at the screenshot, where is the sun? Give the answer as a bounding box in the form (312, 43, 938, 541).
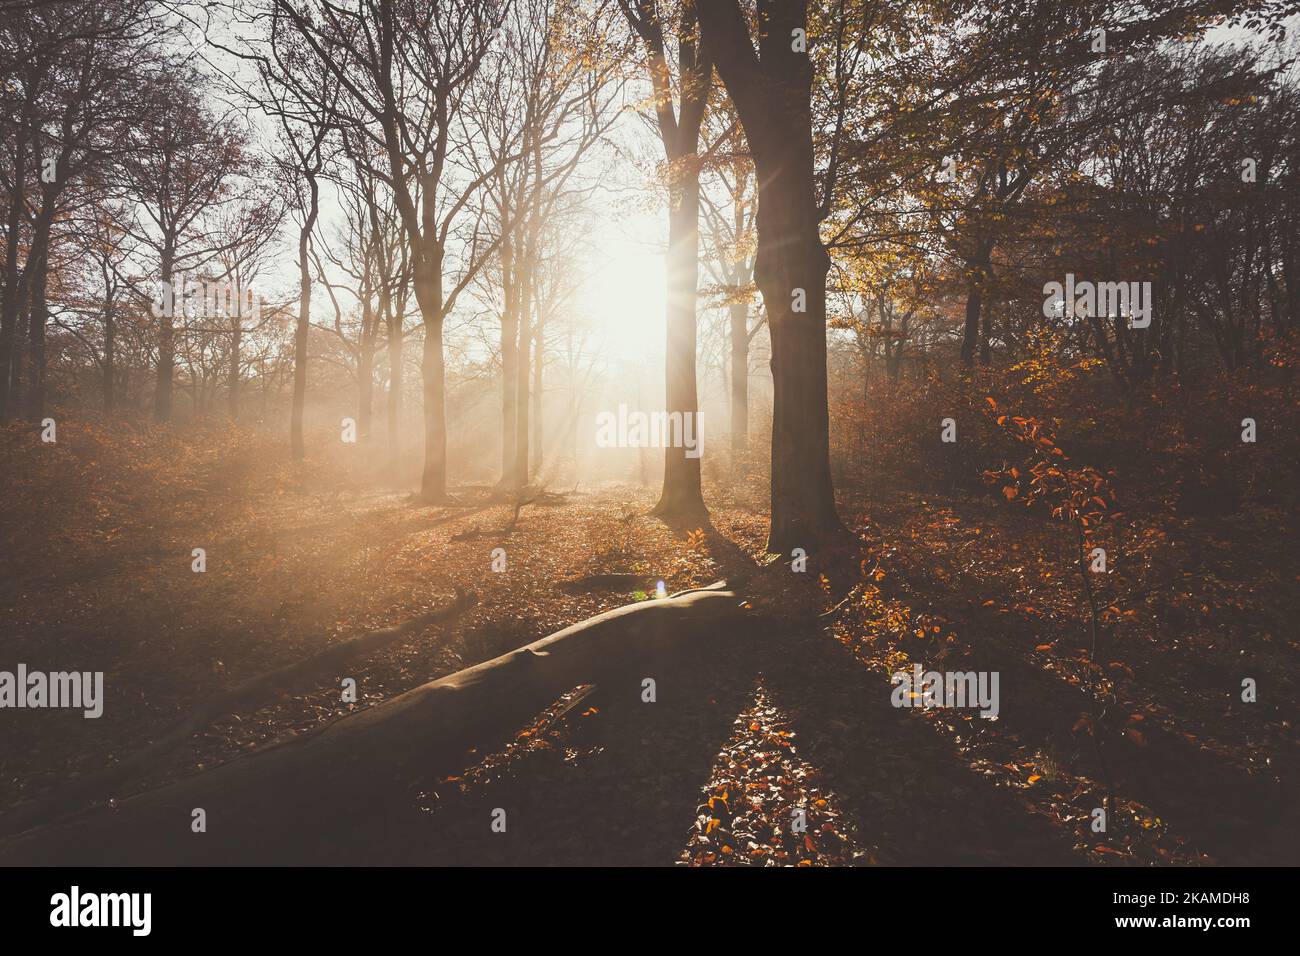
(579, 217, 667, 363)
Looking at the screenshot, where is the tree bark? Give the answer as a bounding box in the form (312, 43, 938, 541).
(960, 240, 993, 366)
(153, 245, 175, 423)
(420, 319, 448, 501)
(512, 224, 535, 489)
(228, 325, 241, 419)
(499, 231, 518, 486)
(386, 306, 403, 477)
(291, 174, 319, 460)
(103, 302, 115, 411)
(0, 114, 31, 422)
(655, 168, 707, 515)
(729, 301, 748, 457)
(358, 311, 375, 443)
(697, 0, 843, 553)
(756, 218, 840, 552)
(23, 210, 52, 421)
(532, 320, 543, 477)
(621, 0, 711, 518)
(412, 243, 449, 502)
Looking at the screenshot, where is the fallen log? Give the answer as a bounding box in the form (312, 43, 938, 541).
(0, 583, 749, 865)
(0, 589, 477, 839)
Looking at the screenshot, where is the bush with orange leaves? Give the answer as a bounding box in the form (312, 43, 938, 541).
(982, 398, 1116, 660)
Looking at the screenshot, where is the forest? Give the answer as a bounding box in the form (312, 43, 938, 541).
(0, 0, 1298, 871)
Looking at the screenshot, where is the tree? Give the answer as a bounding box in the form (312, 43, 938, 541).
(697, 0, 844, 551)
(473, 0, 624, 490)
(0, 0, 159, 420)
(698, 125, 762, 458)
(271, 0, 513, 501)
(215, 1, 340, 455)
(119, 71, 261, 423)
(619, 0, 712, 517)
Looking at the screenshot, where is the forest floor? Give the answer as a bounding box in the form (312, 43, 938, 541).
(2, 419, 1297, 865)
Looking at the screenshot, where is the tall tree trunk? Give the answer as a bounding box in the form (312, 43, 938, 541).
(698, 0, 844, 553)
(654, 165, 707, 516)
(532, 321, 543, 478)
(24, 222, 51, 421)
(386, 311, 403, 477)
(729, 301, 748, 458)
(0, 113, 32, 422)
(511, 188, 542, 490)
(414, 249, 448, 503)
(228, 325, 241, 419)
(153, 245, 175, 423)
(513, 253, 532, 489)
(979, 300, 992, 365)
(499, 232, 518, 486)
(420, 316, 447, 500)
(358, 312, 375, 443)
(621, 0, 711, 517)
(960, 240, 993, 366)
(22, 175, 67, 421)
(8, 305, 25, 406)
(103, 305, 115, 411)
(754, 191, 839, 553)
(358, 347, 374, 441)
(569, 391, 580, 478)
(291, 176, 319, 460)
